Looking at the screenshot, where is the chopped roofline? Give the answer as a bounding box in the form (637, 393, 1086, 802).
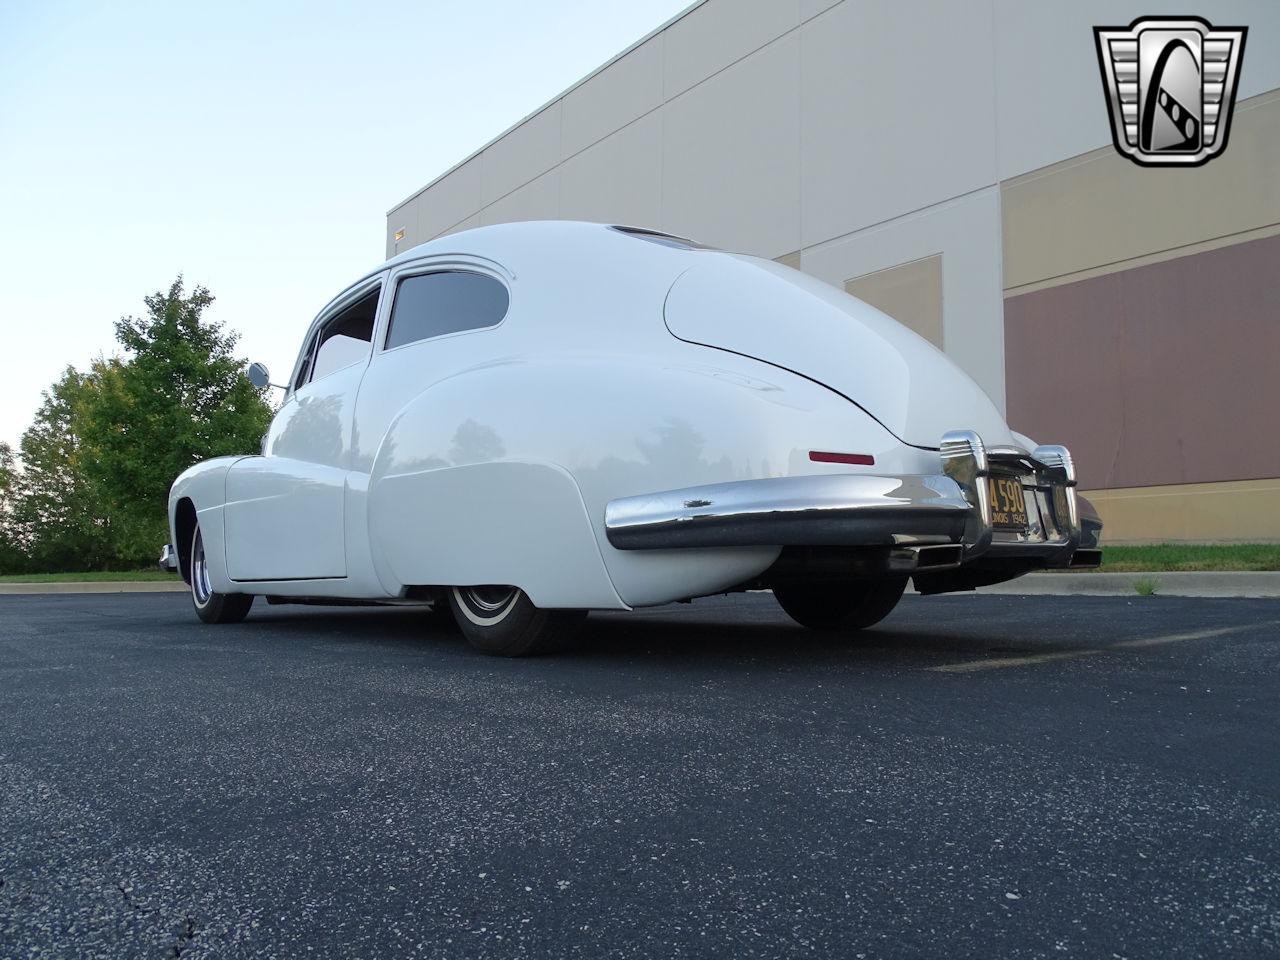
(323, 220, 707, 332)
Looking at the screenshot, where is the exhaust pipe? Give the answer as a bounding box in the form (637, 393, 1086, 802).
(888, 544, 964, 573)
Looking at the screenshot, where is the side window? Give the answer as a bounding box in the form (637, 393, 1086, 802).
(292, 331, 317, 391)
(385, 271, 509, 350)
(307, 288, 379, 384)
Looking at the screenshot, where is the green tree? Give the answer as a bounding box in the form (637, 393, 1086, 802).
(1, 278, 273, 573)
(0, 441, 23, 571)
(7, 368, 117, 571)
(74, 278, 274, 566)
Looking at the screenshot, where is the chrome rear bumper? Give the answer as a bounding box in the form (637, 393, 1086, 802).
(603, 430, 1101, 576)
(605, 474, 973, 550)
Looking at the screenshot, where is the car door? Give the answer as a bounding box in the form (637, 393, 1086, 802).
(223, 278, 384, 581)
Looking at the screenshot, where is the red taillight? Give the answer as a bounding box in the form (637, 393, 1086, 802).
(809, 451, 875, 466)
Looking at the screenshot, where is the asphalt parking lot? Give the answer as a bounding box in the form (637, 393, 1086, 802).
(1, 591, 1277, 959)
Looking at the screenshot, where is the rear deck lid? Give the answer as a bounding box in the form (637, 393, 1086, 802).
(663, 255, 1013, 449)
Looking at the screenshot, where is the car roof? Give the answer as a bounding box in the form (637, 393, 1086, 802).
(314, 221, 710, 322)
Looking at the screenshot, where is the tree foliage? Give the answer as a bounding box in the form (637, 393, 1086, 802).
(6, 368, 117, 570)
(0, 279, 273, 572)
(0, 441, 22, 571)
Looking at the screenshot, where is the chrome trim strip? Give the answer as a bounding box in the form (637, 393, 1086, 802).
(605, 474, 973, 550)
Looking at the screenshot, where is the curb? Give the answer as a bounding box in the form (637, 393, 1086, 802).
(973, 571, 1280, 599)
(0, 581, 188, 595)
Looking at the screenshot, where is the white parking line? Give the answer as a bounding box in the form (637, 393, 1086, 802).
(930, 622, 1272, 673)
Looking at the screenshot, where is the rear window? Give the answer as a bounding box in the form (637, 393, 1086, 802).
(385, 271, 509, 350)
(609, 225, 716, 250)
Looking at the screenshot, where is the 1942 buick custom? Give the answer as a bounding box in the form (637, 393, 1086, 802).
(162, 221, 1101, 655)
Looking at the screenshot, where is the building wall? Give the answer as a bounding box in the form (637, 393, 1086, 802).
(1001, 90, 1280, 541)
(387, 0, 1280, 541)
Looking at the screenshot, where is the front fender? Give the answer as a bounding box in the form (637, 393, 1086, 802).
(167, 456, 245, 593)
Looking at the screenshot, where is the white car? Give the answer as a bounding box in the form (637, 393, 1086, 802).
(162, 221, 1101, 655)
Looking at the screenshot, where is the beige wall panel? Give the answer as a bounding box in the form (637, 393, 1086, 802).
(800, 0, 842, 21)
(559, 113, 663, 227)
(661, 34, 801, 257)
(802, 188, 1007, 412)
(561, 38, 664, 159)
(479, 169, 560, 226)
(415, 158, 484, 243)
(1083, 479, 1280, 544)
(845, 255, 944, 348)
(776, 251, 802, 270)
(438, 214, 481, 239)
(994, 0, 1280, 180)
(799, 0, 998, 248)
(663, 0, 799, 99)
(480, 103, 562, 207)
(1003, 91, 1280, 291)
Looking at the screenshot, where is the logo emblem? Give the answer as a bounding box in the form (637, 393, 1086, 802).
(1094, 16, 1247, 167)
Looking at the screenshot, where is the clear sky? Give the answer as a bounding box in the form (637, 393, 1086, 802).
(0, 0, 692, 447)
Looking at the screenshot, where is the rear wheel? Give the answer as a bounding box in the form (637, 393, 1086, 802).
(190, 524, 254, 624)
(773, 577, 907, 631)
(448, 585, 584, 656)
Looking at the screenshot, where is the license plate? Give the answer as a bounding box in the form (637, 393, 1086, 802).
(987, 476, 1029, 531)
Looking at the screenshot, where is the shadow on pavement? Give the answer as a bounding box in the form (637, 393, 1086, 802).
(229, 596, 1059, 670)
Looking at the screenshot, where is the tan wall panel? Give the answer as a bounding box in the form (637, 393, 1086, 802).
(439, 214, 481, 238)
(561, 37, 664, 159)
(661, 34, 801, 257)
(559, 112, 663, 227)
(845, 255, 943, 348)
(1083, 479, 1280, 544)
(662, 0, 798, 99)
(800, 0, 841, 19)
(480, 104, 563, 207)
(417, 158, 484, 243)
(478, 170, 560, 226)
(1003, 91, 1280, 292)
(799, 0, 998, 248)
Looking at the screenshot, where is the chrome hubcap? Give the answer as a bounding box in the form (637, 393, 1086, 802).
(192, 529, 212, 606)
(465, 585, 518, 610)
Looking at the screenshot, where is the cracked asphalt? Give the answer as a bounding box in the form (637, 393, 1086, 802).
(1, 591, 1278, 959)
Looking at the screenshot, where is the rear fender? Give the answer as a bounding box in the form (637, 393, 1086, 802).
(366, 353, 920, 606)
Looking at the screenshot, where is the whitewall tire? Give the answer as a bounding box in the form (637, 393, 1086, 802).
(190, 524, 254, 624)
(448, 585, 584, 656)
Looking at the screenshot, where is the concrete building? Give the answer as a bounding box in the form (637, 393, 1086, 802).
(386, 0, 1280, 543)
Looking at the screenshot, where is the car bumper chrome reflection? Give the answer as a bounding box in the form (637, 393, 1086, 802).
(603, 431, 1101, 574)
